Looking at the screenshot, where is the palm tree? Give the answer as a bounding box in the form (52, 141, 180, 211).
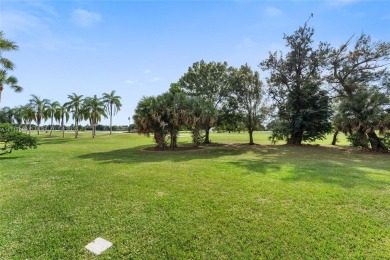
(44, 101, 60, 136)
(0, 31, 22, 102)
(66, 93, 84, 138)
(187, 97, 217, 147)
(55, 103, 70, 138)
(83, 95, 107, 138)
(133, 96, 168, 149)
(22, 105, 36, 135)
(11, 106, 24, 131)
(29, 95, 49, 135)
(102, 90, 122, 135)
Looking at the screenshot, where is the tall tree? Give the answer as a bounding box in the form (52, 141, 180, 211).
(0, 31, 22, 102)
(326, 34, 390, 151)
(22, 105, 35, 135)
(83, 95, 106, 138)
(54, 103, 70, 138)
(11, 106, 24, 131)
(29, 95, 49, 135)
(44, 101, 60, 136)
(133, 96, 168, 149)
(178, 60, 231, 144)
(163, 91, 189, 149)
(260, 21, 332, 144)
(66, 93, 84, 138)
(102, 90, 122, 135)
(230, 64, 267, 145)
(187, 97, 217, 147)
(0, 106, 13, 123)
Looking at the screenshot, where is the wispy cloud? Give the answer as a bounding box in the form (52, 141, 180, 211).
(265, 6, 282, 17)
(70, 9, 101, 28)
(1, 10, 50, 34)
(125, 80, 135, 85)
(144, 69, 151, 74)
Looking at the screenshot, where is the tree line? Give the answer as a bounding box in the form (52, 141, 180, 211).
(133, 21, 390, 151)
(0, 92, 122, 138)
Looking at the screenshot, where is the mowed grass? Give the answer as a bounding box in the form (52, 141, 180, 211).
(0, 131, 389, 259)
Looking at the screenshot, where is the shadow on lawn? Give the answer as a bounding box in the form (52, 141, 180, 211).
(77, 143, 390, 189)
(38, 137, 75, 145)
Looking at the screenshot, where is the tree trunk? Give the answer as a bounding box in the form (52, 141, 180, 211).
(154, 131, 166, 150)
(367, 130, 388, 151)
(169, 128, 177, 149)
(357, 128, 369, 149)
(287, 130, 303, 145)
(331, 130, 339, 145)
(204, 127, 211, 144)
(109, 105, 113, 135)
(0, 83, 3, 102)
(92, 123, 96, 138)
(75, 118, 78, 138)
(249, 130, 254, 145)
(50, 117, 54, 136)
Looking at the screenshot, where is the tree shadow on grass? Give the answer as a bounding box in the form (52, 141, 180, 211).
(38, 138, 75, 145)
(228, 145, 390, 189)
(0, 156, 19, 160)
(76, 143, 390, 189)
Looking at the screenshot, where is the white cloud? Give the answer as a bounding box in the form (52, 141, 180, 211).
(70, 9, 101, 28)
(144, 69, 151, 74)
(265, 6, 282, 17)
(1, 11, 50, 34)
(125, 80, 135, 85)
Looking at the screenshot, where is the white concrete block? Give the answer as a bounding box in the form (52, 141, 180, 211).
(85, 237, 112, 255)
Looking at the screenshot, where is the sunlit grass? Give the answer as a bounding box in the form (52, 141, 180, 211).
(0, 131, 389, 258)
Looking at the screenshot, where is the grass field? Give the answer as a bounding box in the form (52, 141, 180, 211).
(0, 131, 389, 258)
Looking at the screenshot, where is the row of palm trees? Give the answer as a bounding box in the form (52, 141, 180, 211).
(10, 91, 122, 138)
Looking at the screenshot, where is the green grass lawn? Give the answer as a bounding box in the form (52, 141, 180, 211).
(0, 131, 389, 258)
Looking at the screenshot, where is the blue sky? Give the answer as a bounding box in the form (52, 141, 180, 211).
(1, 0, 389, 125)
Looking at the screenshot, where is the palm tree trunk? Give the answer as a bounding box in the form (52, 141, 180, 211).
(50, 116, 54, 136)
(28, 120, 31, 135)
(75, 117, 78, 138)
(61, 116, 65, 138)
(110, 104, 113, 135)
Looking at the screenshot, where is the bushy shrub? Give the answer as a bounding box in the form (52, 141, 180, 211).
(0, 123, 37, 155)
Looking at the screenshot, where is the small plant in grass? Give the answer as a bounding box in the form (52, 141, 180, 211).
(0, 123, 37, 155)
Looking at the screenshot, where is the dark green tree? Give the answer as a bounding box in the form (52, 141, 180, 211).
(133, 96, 168, 149)
(326, 34, 390, 151)
(178, 60, 231, 144)
(0, 106, 13, 123)
(230, 64, 267, 145)
(187, 97, 217, 147)
(0, 123, 37, 155)
(260, 22, 332, 144)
